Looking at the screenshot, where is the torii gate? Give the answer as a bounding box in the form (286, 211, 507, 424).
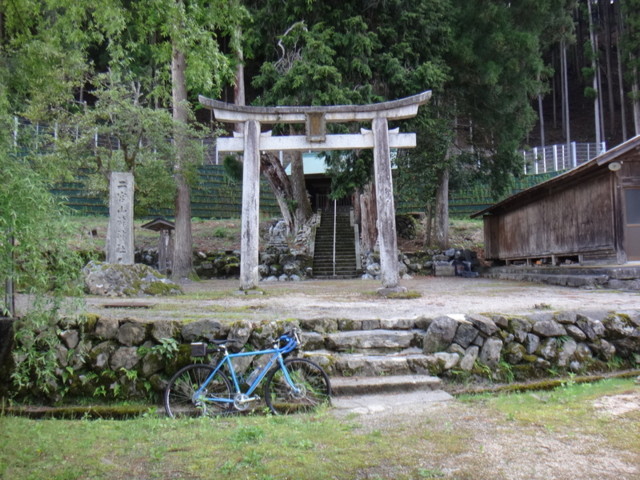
(199, 90, 432, 293)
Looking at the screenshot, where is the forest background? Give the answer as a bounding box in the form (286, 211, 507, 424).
(3, 0, 640, 290)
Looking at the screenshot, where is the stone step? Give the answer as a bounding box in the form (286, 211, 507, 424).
(486, 271, 609, 288)
(330, 374, 441, 396)
(332, 390, 453, 413)
(313, 274, 359, 279)
(306, 349, 455, 377)
(313, 261, 357, 269)
(324, 329, 423, 352)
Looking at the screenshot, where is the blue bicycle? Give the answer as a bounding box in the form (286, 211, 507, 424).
(163, 329, 331, 417)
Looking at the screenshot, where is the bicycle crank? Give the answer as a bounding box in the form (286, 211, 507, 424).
(233, 393, 260, 411)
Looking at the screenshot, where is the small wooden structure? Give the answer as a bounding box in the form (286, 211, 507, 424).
(141, 217, 175, 274)
(472, 135, 640, 265)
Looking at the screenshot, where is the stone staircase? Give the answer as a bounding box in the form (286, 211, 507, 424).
(298, 319, 443, 397)
(312, 208, 359, 278)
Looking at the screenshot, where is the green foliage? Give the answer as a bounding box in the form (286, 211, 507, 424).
(151, 338, 180, 361)
(223, 155, 244, 184)
(10, 298, 85, 402)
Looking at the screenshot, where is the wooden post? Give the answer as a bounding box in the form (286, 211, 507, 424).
(240, 120, 261, 290)
(372, 117, 402, 291)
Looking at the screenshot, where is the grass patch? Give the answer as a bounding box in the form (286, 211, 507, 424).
(386, 290, 422, 300)
(0, 411, 381, 480)
(2, 379, 638, 479)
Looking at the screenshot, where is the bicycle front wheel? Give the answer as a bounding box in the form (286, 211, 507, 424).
(164, 364, 233, 418)
(264, 358, 331, 415)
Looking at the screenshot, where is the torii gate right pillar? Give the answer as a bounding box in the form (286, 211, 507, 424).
(372, 117, 401, 291)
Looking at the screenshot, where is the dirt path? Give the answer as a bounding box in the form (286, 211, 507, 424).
(342, 388, 640, 480)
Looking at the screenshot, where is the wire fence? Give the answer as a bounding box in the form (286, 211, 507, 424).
(12, 116, 220, 164)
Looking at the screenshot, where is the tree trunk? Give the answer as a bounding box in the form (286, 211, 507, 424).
(616, 1, 628, 141)
(260, 152, 295, 232)
(538, 91, 545, 147)
(171, 44, 193, 280)
(289, 150, 313, 232)
(233, 25, 245, 135)
(561, 39, 571, 147)
(434, 168, 449, 250)
(633, 67, 640, 136)
(424, 203, 433, 247)
(587, 0, 602, 146)
(358, 182, 377, 253)
(603, 0, 616, 138)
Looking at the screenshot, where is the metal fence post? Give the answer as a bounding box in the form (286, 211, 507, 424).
(571, 142, 577, 168)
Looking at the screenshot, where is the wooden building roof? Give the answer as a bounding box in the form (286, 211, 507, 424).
(471, 135, 640, 218)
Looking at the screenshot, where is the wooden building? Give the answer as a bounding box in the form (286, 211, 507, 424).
(472, 135, 640, 265)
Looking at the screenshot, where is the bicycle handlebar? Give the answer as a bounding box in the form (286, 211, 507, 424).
(192, 328, 302, 357)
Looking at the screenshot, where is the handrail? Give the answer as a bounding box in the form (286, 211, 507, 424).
(332, 199, 337, 277)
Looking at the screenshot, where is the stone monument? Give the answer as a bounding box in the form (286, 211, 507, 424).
(106, 171, 135, 265)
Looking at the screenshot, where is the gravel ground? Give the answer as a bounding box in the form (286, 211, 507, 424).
(66, 276, 640, 323)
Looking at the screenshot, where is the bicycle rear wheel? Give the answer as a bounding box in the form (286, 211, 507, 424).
(264, 358, 331, 415)
(164, 364, 233, 418)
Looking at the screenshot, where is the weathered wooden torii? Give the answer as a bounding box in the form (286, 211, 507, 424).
(199, 90, 432, 292)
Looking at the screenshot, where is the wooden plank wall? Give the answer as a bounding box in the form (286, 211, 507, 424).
(485, 173, 616, 260)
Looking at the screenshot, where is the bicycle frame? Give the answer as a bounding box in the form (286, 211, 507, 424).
(194, 334, 299, 407)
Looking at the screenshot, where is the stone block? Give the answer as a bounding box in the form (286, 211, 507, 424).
(479, 338, 503, 368)
(118, 321, 147, 346)
(423, 316, 459, 353)
(434, 264, 455, 277)
(532, 319, 567, 337)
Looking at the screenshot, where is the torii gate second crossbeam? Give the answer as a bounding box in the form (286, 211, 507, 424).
(199, 91, 432, 292)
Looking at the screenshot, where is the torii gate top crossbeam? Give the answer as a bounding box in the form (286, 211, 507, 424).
(199, 90, 432, 124)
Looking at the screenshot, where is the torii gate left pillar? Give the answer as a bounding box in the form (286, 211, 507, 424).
(200, 91, 432, 292)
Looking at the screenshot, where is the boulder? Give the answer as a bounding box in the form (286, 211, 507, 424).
(576, 315, 605, 341)
(566, 325, 587, 341)
(531, 320, 566, 337)
(452, 322, 478, 348)
(181, 319, 224, 342)
(95, 318, 119, 340)
(433, 352, 460, 370)
(538, 337, 558, 360)
(59, 329, 80, 350)
(83, 261, 183, 297)
(459, 346, 479, 371)
(557, 338, 577, 367)
(508, 317, 532, 343)
(525, 333, 540, 354)
(504, 342, 526, 364)
(110, 346, 140, 370)
(151, 321, 180, 343)
(423, 316, 459, 354)
(468, 314, 498, 337)
(118, 321, 147, 346)
(479, 338, 503, 368)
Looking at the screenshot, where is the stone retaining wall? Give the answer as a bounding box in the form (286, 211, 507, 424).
(1, 310, 639, 402)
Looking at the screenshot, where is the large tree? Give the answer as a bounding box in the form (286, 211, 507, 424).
(102, 0, 244, 279)
(247, 0, 451, 241)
